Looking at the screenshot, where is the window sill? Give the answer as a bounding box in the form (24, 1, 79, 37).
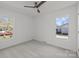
(56, 35, 68, 39)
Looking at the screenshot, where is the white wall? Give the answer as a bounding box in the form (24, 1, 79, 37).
(35, 5, 77, 51)
(77, 3, 79, 55)
(0, 7, 33, 49)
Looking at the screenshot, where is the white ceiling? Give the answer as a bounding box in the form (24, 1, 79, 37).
(0, 1, 77, 17)
(0, 1, 36, 16)
(39, 1, 77, 15)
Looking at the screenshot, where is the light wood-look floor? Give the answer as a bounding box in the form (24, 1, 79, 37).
(0, 40, 77, 58)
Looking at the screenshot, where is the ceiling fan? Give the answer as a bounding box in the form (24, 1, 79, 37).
(24, 1, 46, 13)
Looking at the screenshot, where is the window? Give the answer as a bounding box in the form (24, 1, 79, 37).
(0, 16, 13, 40)
(56, 16, 69, 39)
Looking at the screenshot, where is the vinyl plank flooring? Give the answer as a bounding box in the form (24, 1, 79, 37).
(0, 40, 77, 58)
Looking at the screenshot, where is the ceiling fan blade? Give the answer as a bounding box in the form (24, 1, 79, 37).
(36, 1, 46, 8)
(24, 6, 35, 8)
(37, 9, 40, 13)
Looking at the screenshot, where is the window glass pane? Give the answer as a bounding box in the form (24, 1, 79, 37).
(56, 16, 69, 39)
